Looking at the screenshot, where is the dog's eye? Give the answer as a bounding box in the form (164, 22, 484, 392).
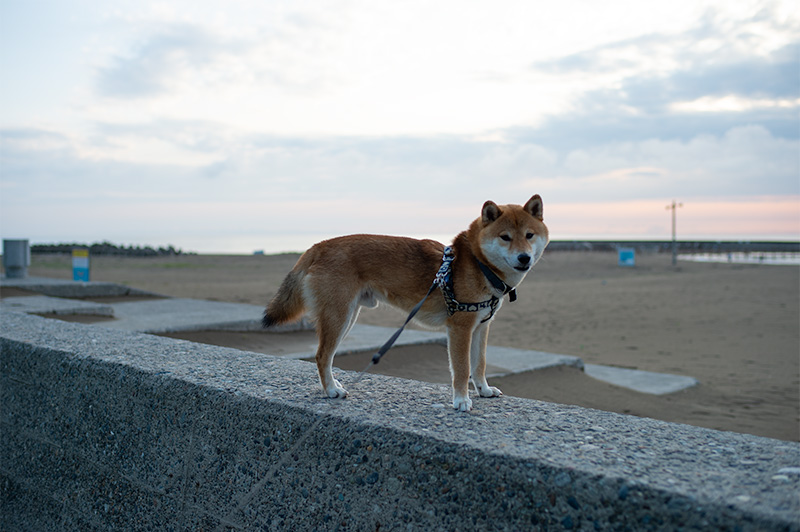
(526, 232, 534, 239)
(500, 234, 512, 242)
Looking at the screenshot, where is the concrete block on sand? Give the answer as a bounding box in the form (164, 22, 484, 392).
(585, 363, 699, 395)
(1, 275, 158, 298)
(99, 297, 267, 333)
(0, 295, 114, 317)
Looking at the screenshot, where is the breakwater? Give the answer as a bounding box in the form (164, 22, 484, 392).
(2, 310, 798, 530)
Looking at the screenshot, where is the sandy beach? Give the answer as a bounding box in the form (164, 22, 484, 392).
(14, 249, 800, 442)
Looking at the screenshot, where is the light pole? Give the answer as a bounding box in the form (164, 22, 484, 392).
(666, 200, 683, 265)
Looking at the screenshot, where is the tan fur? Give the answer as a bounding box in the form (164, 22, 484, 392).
(264, 195, 549, 411)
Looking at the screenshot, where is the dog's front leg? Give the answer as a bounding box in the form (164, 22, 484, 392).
(447, 320, 474, 412)
(470, 322, 503, 398)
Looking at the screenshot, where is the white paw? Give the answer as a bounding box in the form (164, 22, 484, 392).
(326, 379, 348, 399)
(478, 385, 503, 398)
(453, 395, 472, 412)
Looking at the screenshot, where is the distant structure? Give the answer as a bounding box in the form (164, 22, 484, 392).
(2, 239, 30, 279)
(617, 247, 635, 267)
(666, 200, 683, 265)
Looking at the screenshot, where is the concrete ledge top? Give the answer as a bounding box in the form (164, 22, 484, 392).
(2, 309, 798, 529)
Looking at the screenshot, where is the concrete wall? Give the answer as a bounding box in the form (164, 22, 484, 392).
(2, 310, 798, 531)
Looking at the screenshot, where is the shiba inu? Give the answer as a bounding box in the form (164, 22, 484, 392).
(263, 195, 549, 411)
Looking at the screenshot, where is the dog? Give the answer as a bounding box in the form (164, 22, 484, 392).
(263, 195, 549, 411)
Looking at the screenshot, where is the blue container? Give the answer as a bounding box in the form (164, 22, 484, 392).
(618, 248, 635, 267)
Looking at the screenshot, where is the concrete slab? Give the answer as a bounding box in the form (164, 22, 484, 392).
(0, 295, 114, 317)
(1, 276, 160, 298)
(97, 298, 266, 333)
(485, 345, 584, 376)
(585, 364, 699, 395)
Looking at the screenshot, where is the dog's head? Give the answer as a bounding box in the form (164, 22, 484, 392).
(476, 195, 549, 283)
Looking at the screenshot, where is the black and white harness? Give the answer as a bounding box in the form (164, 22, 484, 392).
(372, 246, 518, 364)
(435, 246, 516, 323)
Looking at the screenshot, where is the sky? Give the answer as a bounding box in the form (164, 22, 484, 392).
(1, 0, 798, 253)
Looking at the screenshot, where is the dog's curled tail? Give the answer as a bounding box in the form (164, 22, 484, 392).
(263, 270, 306, 328)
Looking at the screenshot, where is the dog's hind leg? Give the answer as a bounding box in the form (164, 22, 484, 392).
(322, 288, 371, 376)
(341, 289, 373, 339)
(314, 296, 360, 399)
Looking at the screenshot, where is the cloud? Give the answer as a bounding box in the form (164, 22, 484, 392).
(93, 8, 354, 103)
(4, 120, 796, 205)
(524, 125, 799, 205)
(526, 6, 799, 148)
(96, 24, 251, 99)
(87, 1, 798, 141)
(3, 120, 797, 250)
(534, 4, 798, 77)
(516, 61, 798, 151)
(3, 0, 798, 250)
(621, 44, 799, 109)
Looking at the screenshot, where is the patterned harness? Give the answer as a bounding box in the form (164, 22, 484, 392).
(372, 245, 518, 364)
(435, 246, 516, 323)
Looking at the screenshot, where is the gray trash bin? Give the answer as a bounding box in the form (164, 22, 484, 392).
(3, 239, 31, 279)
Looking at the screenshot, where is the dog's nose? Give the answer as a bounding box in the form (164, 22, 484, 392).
(518, 254, 531, 265)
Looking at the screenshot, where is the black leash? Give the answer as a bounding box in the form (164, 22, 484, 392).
(371, 280, 439, 365)
(371, 247, 455, 365)
(371, 246, 519, 365)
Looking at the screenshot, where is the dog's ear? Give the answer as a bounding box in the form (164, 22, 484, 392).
(482, 201, 502, 224)
(524, 195, 543, 221)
